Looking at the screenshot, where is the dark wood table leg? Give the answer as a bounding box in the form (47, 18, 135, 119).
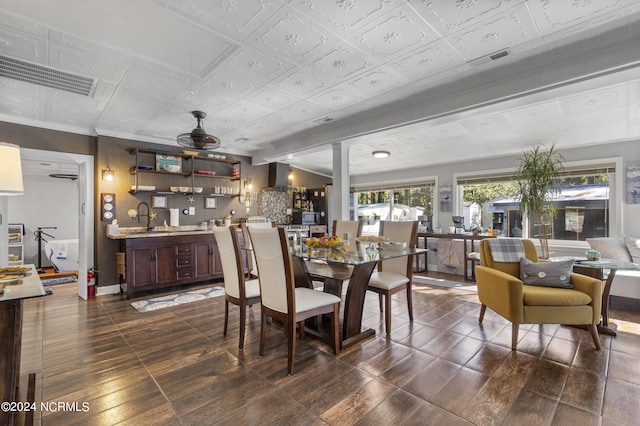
(597, 268, 618, 336)
(341, 262, 377, 348)
(1, 300, 23, 426)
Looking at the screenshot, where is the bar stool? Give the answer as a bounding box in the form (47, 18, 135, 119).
(466, 251, 481, 281)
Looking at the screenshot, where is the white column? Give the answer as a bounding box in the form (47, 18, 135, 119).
(331, 142, 350, 221)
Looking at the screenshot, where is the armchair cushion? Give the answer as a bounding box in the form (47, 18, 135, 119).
(520, 257, 574, 289)
(522, 285, 592, 306)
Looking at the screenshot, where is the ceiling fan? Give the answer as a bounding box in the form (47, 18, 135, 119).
(176, 110, 221, 150)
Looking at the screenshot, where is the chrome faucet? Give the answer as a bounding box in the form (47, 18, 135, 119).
(136, 201, 151, 229)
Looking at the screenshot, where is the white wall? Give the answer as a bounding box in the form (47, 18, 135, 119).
(8, 174, 78, 267)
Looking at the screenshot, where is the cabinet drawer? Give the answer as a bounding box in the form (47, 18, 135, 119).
(176, 268, 192, 279)
(176, 244, 192, 254)
(176, 256, 192, 267)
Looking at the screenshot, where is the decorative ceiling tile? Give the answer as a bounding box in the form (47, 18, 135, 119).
(308, 46, 371, 79)
(444, 6, 539, 61)
(154, 0, 284, 39)
(560, 85, 628, 114)
(0, 77, 43, 97)
(247, 87, 299, 110)
(349, 6, 440, 60)
(215, 99, 275, 123)
(269, 68, 329, 98)
(0, 27, 48, 64)
(568, 106, 628, 128)
(308, 86, 362, 109)
(527, 0, 640, 35)
(460, 113, 513, 133)
(391, 41, 465, 80)
(410, 0, 519, 35)
(290, 0, 399, 36)
(249, 9, 338, 61)
(225, 48, 292, 82)
(202, 70, 257, 99)
(505, 100, 564, 124)
(264, 101, 331, 127)
(0, 93, 43, 119)
(47, 44, 129, 82)
(348, 69, 403, 95)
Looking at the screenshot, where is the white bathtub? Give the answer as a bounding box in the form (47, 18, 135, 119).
(44, 239, 79, 272)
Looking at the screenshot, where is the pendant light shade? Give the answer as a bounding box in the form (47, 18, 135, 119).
(0, 142, 24, 195)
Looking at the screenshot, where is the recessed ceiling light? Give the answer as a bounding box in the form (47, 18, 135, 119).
(372, 150, 390, 159)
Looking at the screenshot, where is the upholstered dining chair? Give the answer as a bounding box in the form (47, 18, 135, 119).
(332, 219, 363, 240)
(241, 221, 274, 279)
(212, 226, 261, 350)
(476, 238, 602, 350)
(247, 226, 341, 375)
(367, 220, 418, 335)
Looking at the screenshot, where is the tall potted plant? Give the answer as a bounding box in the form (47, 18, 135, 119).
(514, 144, 565, 259)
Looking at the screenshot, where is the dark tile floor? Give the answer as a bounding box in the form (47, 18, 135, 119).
(16, 273, 640, 425)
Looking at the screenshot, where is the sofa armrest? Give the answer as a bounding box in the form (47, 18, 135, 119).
(571, 273, 603, 323)
(475, 265, 524, 323)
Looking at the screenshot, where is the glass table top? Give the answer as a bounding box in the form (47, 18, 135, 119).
(551, 257, 639, 270)
(292, 244, 428, 266)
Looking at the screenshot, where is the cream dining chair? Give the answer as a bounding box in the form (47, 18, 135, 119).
(367, 220, 418, 335)
(212, 226, 261, 350)
(247, 226, 341, 375)
(241, 221, 274, 279)
(332, 219, 363, 240)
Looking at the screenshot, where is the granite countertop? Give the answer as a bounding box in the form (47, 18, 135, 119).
(106, 225, 241, 239)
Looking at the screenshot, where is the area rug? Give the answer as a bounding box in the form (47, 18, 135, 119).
(413, 276, 477, 292)
(130, 286, 225, 312)
(41, 276, 77, 286)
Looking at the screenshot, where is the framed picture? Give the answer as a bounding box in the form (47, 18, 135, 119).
(439, 184, 452, 212)
(151, 195, 167, 208)
(627, 165, 640, 204)
(155, 154, 182, 172)
(205, 197, 217, 209)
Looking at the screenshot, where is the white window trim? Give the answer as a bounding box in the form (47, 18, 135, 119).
(452, 156, 623, 247)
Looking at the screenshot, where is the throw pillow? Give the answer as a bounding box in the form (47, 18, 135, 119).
(520, 257, 575, 289)
(586, 237, 632, 262)
(624, 235, 640, 263)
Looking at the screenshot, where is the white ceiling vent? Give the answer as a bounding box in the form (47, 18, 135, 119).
(0, 55, 96, 96)
(313, 117, 334, 123)
(467, 49, 510, 67)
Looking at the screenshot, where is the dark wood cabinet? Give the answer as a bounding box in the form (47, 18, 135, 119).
(121, 234, 223, 298)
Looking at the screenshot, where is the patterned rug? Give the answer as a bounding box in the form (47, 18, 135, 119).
(130, 286, 225, 312)
(41, 276, 77, 286)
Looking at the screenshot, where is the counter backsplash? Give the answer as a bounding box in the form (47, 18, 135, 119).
(260, 189, 290, 224)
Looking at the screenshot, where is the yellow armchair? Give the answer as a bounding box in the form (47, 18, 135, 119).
(476, 239, 602, 350)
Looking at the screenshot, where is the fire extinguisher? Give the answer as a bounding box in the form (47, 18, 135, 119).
(87, 267, 97, 298)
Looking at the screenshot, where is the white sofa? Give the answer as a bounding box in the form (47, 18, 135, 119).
(586, 236, 640, 300)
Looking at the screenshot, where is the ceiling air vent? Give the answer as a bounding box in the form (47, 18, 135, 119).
(0, 55, 96, 96)
(313, 117, 333, 123)
(467, 49, 510, 67)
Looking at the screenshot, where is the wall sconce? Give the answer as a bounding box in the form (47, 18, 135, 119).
(0, 142, 24, 195)
(244, 178, 253, 190)
(288, 169, 294, 182)
(102, 167, 115, 182)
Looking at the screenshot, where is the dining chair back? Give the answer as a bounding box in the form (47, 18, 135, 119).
(367, 220, 418, 335)
(241, 221, 274, 279)
(212, 226, 260, 350)
(247, 226, 341, 375)
(332, 220, 363, 240)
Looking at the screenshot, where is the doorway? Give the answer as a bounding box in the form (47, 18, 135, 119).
(11, 149, 94, 300)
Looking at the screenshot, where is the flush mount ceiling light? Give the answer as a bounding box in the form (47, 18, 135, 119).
(176, 110, 221, 150)
(372, 150, 390, 159)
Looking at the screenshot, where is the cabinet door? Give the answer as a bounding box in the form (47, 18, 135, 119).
(154, 246, 175, 286)
(130, 247, 154, 290)
(193, 242, 214, 279)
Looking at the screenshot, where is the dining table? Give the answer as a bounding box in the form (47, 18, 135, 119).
(291, 243, 428, 349)
(1, 264, 48, 426)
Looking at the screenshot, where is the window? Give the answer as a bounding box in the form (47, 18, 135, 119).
(457, 163, 614, 241)
(355, 182, 435, 235)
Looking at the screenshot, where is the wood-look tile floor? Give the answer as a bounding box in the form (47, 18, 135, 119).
(16, 273, 640, 425)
